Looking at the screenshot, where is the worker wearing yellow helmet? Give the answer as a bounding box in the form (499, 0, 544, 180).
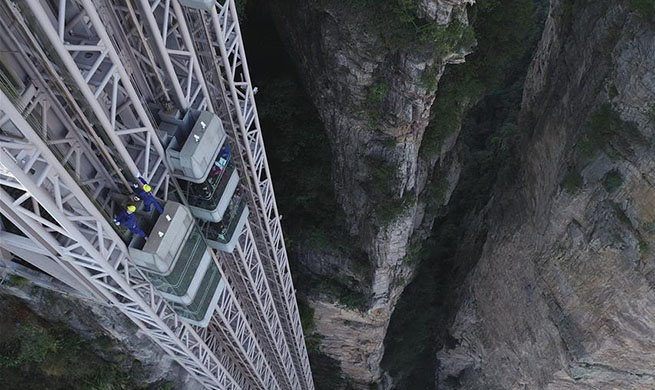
(134, 177, 163, 213)
(113, 204, 147, 239)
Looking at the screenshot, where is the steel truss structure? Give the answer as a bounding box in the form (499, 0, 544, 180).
(0, 1, 315, 390)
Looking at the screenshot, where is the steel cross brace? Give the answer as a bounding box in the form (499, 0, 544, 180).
(0, 91, 280, 390)
(215, 218, 300, 390)
(214, 230, 294, 390)
(189, 2, 315, 388)
(21, 0, 171, 195)
(0, 2, 136, 192)
(232, 221, 304, 390)
(0, 89, 245, 390)
(203, 249, 284, 390)
(16, 3, 298, 389)
(115, 0, 213, 112)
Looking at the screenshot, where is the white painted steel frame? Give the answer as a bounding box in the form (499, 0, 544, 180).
(0, 194, 107, 301)
(213, 219, 298, 390)
(232, 222, 304, 390)
(0, 231, 94, 295)
(130, 0, 213, 112)
(0, 81, 117, 202)
(0, 2, 133, 192)
(24, 0, 171, 195)
(9, 4, 294, 389)
(194, 2, 315, 389)
(190, 232, 284, 390)
(48, 2, 287, 387)
(2, 42, 278, 390)
(0, 83, 119, 195)
(97, 2, 308, 387)
(5, 1, 315, 389)
(125, 1, 307, 386)
(0, 90, 245, 390)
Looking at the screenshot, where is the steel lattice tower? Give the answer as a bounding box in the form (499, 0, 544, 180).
(0, 1, 314, 389)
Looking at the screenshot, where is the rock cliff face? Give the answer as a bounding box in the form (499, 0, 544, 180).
(266, 0, 472, 386)
(437, 0, 655, 388)
(0, 282, 201, 389)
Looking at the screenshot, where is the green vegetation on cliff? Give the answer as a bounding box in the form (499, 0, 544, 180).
(0, 293, 170, 390)
(256, 76, 339, 237)
(603, 170, 624, 192)
(562, 103, 644, 194)
(630, 0, 655, 21)
(256, 75, 372, 307)
(244, 12, 359, 256)
(421, 0, 538, 159)
(562, 170, 584, 194)
(579, 104, 644, 160)
(344, 0, 475, 51)
(383, 0, 548, 388)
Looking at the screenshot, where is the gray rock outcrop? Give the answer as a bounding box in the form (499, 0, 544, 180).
(436, 0, 655, 388)
(0, 281, 202, 389)
(266, 0, 473, 386)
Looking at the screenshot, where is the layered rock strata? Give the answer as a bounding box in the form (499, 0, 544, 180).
(437, 1, 655, 388)
(267, 0, 473, 385)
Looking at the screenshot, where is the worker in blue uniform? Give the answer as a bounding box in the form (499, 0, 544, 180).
(209, 145, 231, 178)
(218, 145, 230, 166)
(133, 177, 163, 213)
(113, 204, 147, 239)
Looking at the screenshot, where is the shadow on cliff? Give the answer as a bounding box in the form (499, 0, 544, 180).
(380, 0, 549, 388)
(0, 289, 174, 389)
(240, 0, 548, 388)
(241, 2, 366, 389)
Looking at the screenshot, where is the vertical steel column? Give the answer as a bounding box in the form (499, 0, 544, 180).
(230, 221, 304, 390)
(5, 2, 316, 389)
(23, 0, 170, 191)
(131, 0, 213, 112)
(199, 2, 315, 389)
(0, 197, 105, 301)
(202, 247, 284, 390)
(0, 2, 132, 191)
(0, 229, 97, 298)
(0, 89, 245, 390)
(16, 3, 294, 389)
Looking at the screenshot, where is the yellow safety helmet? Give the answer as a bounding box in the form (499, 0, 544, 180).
(126, 205, 137, 213)
(143, 184, 152, 193)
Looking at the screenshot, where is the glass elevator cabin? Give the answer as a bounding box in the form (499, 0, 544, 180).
(128, 201, 224, 327)
(159, 110, 249, 252)
(119, 110, 249, 327)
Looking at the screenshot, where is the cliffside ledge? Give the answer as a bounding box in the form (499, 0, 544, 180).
(265, 0, 474, 386)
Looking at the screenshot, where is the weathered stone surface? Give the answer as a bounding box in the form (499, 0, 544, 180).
(310, 299, 388, 384)
(267, 0, 473, 386)
(437, 1, 655, 388)
(0, 283, 202, 389)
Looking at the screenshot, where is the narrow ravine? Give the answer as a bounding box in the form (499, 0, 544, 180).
(243, 0, 548, 388)
(380, 0, 549, 388)
(241, 4, 354, 388)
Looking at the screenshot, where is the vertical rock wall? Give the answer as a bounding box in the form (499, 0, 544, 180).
(265, 0, 473, 386)
(0, 282, 202, 389)
(437, 0, 655, 388)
